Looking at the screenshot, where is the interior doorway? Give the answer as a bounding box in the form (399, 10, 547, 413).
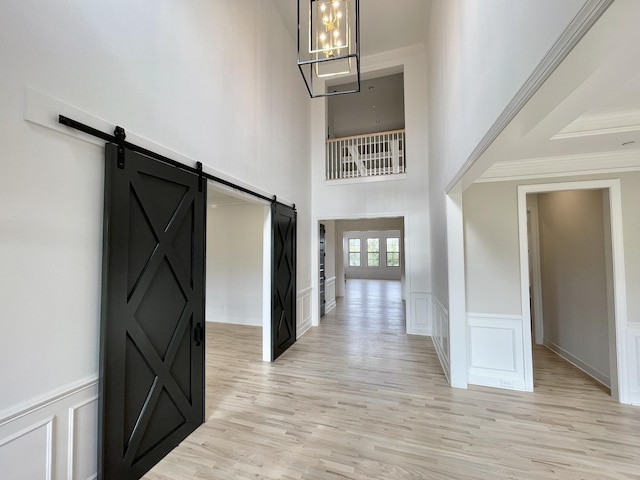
(527, 189, 614, 393)
(205, 184, 297, 362)
(518, 180, 628, 403)
(316, 216, 407, 331)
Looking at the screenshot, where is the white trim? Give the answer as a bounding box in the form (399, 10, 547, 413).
(466, 312, 523, 320)
(325, 173, 407, 186)
(362, 43, 427, 66)
(311, 212, 410, 330)
(447, 0, 614, 192)
(325, 276, 337, 314)
(446, 189, 468, 389)
(297, 286, 314, 339)
(477, 150, 640, 183)
(0, 416, 54, 480)
(431, 295, 450, 383)
(517, 179, 629, 403)
(297, 286, 313, 296)
(23, 87, 292, 207)
(0, 376, 98, 426)
(262, 206, 272, 362)
(553, 110, 640, 140)
(67, 395, 99, 480)
(407, 291, 431, 336)
(526, 195, 544, 345)
(543, 341, 611, 387)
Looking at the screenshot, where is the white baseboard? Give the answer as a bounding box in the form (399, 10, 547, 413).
(325, 298, 337, 314)
(206, 316, 262, 326)
(544, 340, 611, 388)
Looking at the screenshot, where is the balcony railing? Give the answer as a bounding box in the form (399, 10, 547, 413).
(325, 129, 406, 181)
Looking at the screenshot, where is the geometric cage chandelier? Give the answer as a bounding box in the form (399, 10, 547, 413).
(297, 0, 361, 98)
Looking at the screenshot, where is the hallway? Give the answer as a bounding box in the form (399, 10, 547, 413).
(145, 280, 640, 480)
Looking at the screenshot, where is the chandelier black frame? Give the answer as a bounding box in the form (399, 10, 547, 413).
(297, 0, 361, 98)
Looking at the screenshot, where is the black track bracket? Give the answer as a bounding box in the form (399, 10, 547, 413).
(196, 162, 203, 192)
(114, 126, 126, 169)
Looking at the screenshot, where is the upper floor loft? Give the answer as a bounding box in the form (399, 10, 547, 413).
(326, 129, 405, 181)
(326, 72, 406, 182)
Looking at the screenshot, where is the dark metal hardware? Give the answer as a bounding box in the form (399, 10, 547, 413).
(193, 323, 203, 347)
(196, 162, 203, 192)
(114, 126, 126, 169)
(57, 115, 296, 209)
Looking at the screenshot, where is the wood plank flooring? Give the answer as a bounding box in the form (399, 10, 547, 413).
(144, 280, 640, 480)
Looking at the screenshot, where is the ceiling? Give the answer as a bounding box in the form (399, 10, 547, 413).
(208, 1, 430, 207)
(328, 73, 405, 138)
(207, 184, 256, 208)
(273, 1, 427, 139)
(470, 0, 640, 187)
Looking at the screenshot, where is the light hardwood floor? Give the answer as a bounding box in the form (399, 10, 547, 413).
(144, 280, 640, 480)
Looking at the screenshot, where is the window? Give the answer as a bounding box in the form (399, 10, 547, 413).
(386, 237, 400, 267)
(348, 238, 360, 266)
(367, 238, 380, 266)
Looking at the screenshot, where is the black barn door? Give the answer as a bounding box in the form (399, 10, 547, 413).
(99, 144, 206, 479)
(271, 202, 297, 360)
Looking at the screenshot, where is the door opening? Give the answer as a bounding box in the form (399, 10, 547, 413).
(518, 180, 627, 403)
(316, 216, 407, 331)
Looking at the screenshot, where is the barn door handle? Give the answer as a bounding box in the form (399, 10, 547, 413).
(193, 323, 203, 346)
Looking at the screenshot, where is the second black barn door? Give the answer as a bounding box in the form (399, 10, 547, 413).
(271, 202, 297, 360)
(99, 144, 206, 479)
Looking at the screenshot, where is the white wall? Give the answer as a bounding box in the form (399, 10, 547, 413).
(537, 190, 611, 385)
(0, 0, 311, 476)
(311, 47, 430, 335)
(206, 202, 264, 326)
(426, 0, 589, 385)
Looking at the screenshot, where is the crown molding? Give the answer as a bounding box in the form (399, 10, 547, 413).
(476, 149, 640, 183)
(362, 43, 426, 68)
(553, 109, 640, 139)
(446, 0, 614, 192)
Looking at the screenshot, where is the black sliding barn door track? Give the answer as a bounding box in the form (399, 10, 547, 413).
(59, 115, 295, 209)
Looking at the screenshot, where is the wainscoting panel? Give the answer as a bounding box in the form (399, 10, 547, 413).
(0, 416, 53, 480)
(297, 286, 313, 338)
(467, 313, 525, 390)
(629, 323, 640, 406)
(431, 296, 450, 383)
(407, 291, 431, 336)
(325, 276, 337, 314)
(0, 378, 98, 480)
(68, 395, 99, 480)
